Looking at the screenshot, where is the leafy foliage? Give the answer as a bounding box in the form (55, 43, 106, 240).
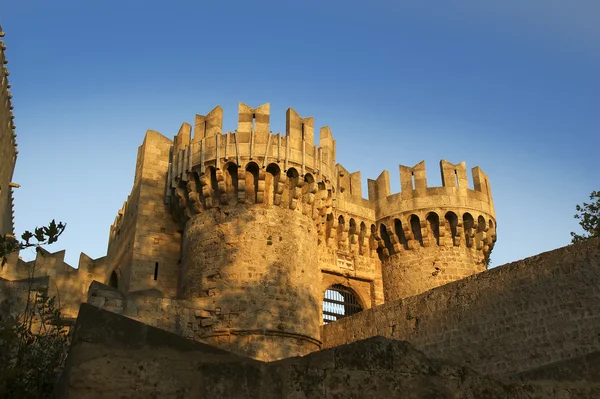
(571, 191, 600, 243)
(0, 219, 65, 266)
(0, 289, 70, 398)
(0, 220, 69, 398)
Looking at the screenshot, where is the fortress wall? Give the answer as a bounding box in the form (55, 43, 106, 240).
(105, 150, 143, 292)
(0, 276, 48, 319)
(0, 31, 17, 236)
(321, 238, 600, 377)
(128, 131, 181, 296)
(106, 131, 181, 296)
(0, 249, 108, 318)
(87, 281, 213, 339)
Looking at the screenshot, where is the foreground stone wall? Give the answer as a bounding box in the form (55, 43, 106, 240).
(58, 304, 560, 399)
(321, 238, 600, 377)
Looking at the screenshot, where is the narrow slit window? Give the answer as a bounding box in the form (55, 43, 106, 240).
(301, 123, 305, 140)
(252, 113, 256, 131)
(454, 169, 459, 187)
(411, 172, 415, 190)
(154, 262, 159, 281)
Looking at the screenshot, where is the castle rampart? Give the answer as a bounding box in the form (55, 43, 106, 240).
(0, 248, 108, 319)
(321, 238, 600, 377)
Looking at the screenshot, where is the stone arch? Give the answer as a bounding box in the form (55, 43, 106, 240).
(445, 211, 459, 243)
(109, 270, 118, 289)
(208, 166, 219, 194)
(379, 223, 394, 260)
(463, 213, 475, 248)
(358, 221, 367, 254)
(475, 215, 487, 249)
(245, 162, 260, 204)
(322, 283, 364, 324)
(287, 167, 299, 187)
(265, 163, 281, 205)
(304, 173, 315, 184)
(287, 167, 300, 208)
(337, 215, 347, 249)
(394, 218, 408, 250)
(223, 162, 239, 204)
(410, 214, 423, 247)
(349, 218, 357, 236)
(426, 212, 440, 246)
(477, 215, 486, 232)
(370, 224, 378, 255)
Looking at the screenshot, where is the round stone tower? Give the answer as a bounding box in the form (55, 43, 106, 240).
(168, 103, 336, 361)
(371, 160, 497, 301)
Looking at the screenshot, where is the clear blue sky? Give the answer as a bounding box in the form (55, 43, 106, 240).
(2, 0, 599, 268)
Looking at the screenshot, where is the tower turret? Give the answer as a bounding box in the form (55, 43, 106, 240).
(167, 103, 337, 360)
(369, 160, 497, 301)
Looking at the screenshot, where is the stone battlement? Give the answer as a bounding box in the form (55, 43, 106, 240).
(0, 248, 108, 318)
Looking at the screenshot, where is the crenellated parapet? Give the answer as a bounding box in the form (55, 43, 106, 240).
(0, 248, 108, 318)
(367, 161, 496, 251)
(166, 103, 339, 230)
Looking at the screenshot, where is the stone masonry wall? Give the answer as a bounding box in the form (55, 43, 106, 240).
(0, 249, 108, 319)
(181, 205, 322, 361)
(321, 238, 600, 377)
(106, 130, 181, 296)
(382, 245, 486, 300)
(0, 276, 48, 319)
(129, 131, 181, 296)
(60, 303, 600, 399)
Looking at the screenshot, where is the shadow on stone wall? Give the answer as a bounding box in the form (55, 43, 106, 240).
(59, 303, 582, 399)
(176, 205, 322, 361)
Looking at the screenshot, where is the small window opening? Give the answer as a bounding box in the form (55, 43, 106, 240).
(203, 120, 207, 137)
(301, 123, 305, 140)
(323, 284, 363, 324)
(109, 271, 119, 289)
(454, 169, 459, 187)
(252, 113, 256, 131)
(411, 171, 415, 190)
(154, 262, 159, 281)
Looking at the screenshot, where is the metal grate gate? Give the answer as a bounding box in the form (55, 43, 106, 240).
(322, 284, 363, 324)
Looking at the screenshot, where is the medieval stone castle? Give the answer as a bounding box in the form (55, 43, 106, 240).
(1, 25, 599, 398)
